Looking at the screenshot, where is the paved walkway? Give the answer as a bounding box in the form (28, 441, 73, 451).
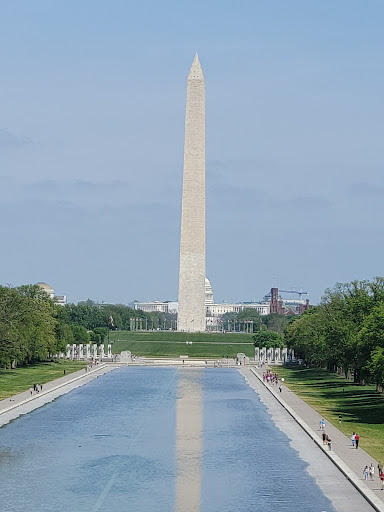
(250, 366, 384, 510)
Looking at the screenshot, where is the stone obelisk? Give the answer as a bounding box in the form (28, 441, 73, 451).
(177, 54, 206, 332)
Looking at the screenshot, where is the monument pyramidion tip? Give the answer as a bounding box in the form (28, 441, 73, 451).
(188, 53, 204, 81)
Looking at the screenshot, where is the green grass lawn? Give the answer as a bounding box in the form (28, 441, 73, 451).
(272, 365, 384, 461)
(0, 360, 86, 401)
(108, 330, 254, 358)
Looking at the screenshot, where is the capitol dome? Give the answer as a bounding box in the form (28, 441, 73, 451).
(205, 277, 214, 305)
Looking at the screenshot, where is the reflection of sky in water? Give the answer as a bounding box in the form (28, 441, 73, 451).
(0, 368, 336, 512)
(202, 369, 336, 512)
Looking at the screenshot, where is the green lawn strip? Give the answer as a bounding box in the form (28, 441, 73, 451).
(271, 365, 384, 461)
(109, 330, 253, 344)
(0, 360, 86, 401)
(111, 340, 254, 358)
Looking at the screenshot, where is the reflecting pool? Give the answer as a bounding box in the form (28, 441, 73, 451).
(0, 367, 336, 512)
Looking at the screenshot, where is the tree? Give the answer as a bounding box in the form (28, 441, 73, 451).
(55, 322, 75, 352)
(285, 278, 384, 382)
(16, 284, 52, 301)
(90, 327, 108, 343)
(71, 325, 90, 344)
(0, 286, 57, 368)
(236, 309, 260, 332)
(358, 303, 384, 381)
(368, 347, 384, 390)
(221, 312, 237, 331)
(262, 313, 294, 335)
(78, 298, 96, 307)
(253, 330, 284, 349)
(285, 308, 327, 366)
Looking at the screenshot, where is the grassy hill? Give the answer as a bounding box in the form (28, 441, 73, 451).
(107, 330, 254, 358)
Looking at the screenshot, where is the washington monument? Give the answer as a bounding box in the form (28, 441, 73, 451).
(177, 54, 206, 332)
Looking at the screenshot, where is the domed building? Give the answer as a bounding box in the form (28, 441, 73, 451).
(36, 282, 55, 299)
(36, 282, 67, 305)
(205, 277, 214, 305)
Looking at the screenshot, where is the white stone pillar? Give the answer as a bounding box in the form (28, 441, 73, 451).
(178, 54, 206, 332)
(99, 345, 105, 359)
(107, 344, 112, 358)
(66, 344, 71, 359)
(86, 344, 91, 360)
(93, 344, 98, 360)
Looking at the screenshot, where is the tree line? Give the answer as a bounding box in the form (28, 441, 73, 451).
(285, 278, 384, 387)
(0, 285, 173, 369)
(0, 283, 295, 368)
(221, 309, 294, 335)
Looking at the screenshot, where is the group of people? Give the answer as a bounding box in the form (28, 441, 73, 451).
(262, 371, 279, 384)
(362, 462, 384, 489)
(262, 371, 283, 392)
(362, 463, 375, 481)
(84, 360, 99, 372)
(321, 430, 332, 450)
(29, 383, 43, 395)
(351, 432, 360, 449)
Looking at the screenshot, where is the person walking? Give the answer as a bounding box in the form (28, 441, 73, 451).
(322, 431, 327, 445)
(369, 463, 375, 481)
(363, 466, 369, 481)
(381, 472, 384, 490)
(327, 436, 332, 451)
(355, 433, 360, 449)
(320, 419, 326, 431)
(378, 461, 383, 475)
(351, 432, 356, 447)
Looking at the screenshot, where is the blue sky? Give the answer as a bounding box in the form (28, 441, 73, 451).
(1, 0, 384, 304)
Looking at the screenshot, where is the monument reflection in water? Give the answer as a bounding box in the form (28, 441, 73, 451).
(0, 367, 336, 512)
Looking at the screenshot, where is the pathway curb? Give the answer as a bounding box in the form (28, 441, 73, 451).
(250, 367, 384, 512)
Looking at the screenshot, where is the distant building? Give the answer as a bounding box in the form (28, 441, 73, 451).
(37, 282, 54, 299)
(36, 282, 67, 306)
(205, 278, 214, 305)
(206, 302, 270, 317)
(133, 300, 169, 313)
(132, 282, 214, 315)
(131, 283, 309, 329)
(54, 295, 67, 306)
(205, 301, 270, 329)
(133, 278, 269, 331)
(268, 287, 309, 315)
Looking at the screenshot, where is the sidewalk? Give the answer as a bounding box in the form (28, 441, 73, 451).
(252, 366, 384, 507)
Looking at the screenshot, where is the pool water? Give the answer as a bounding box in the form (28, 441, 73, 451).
(0, 367, 335, 512)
